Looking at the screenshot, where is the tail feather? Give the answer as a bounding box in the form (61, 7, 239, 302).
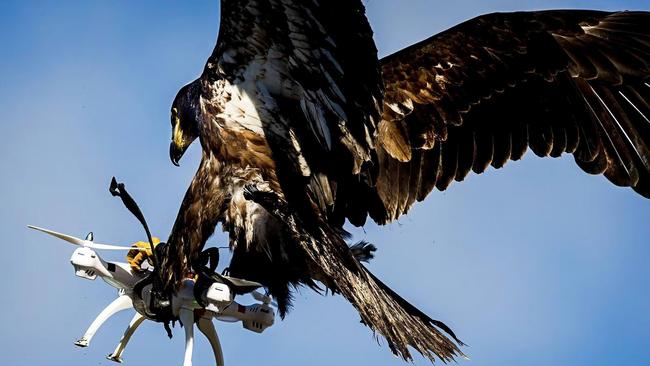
(366, 269, 465, 347)
(303, 232, 464, 362)
(350, 240, 377, 262)
(244, 187, 464, 362)
(350, 241, 464, 347)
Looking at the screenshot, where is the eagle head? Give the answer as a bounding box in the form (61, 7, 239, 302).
(170, 80, 201, 166)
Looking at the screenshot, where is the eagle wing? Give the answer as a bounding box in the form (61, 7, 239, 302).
(193, 0, 389, 227)
(162, 6, 650, 364)
(164, 2, 467, 361)
(162, 0, 384, 282)
(373, 10, 650, 222)
(204, 0, 382, 171)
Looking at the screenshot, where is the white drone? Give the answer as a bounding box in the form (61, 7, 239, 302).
(27, 225, 275, 366)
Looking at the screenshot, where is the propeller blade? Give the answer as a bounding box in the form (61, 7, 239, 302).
(251, 290, 278, 307)
(85, 243, 142, 251)
(28, 225, 86, 246)
(27, 225, 147, 251)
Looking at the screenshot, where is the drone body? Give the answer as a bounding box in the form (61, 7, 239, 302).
(28, 225, 275, 366)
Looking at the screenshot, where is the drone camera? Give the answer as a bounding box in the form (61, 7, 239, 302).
(74, 267, 98, 280)
(242, 304, 275, 333)
(70, 247, 110, 280)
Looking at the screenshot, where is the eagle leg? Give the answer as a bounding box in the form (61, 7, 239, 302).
(242, 185, 287, 218)
(242, 184, 308, 239)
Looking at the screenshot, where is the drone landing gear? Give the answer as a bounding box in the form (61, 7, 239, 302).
(178, 308, 225, 366)
(106, 312, 146, 363)
(75, 295, 133, 348)
(197, 315, 225, 366)
(180, 308, 195, 366)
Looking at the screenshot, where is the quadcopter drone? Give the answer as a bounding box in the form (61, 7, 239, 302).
(28, 181, 276, 366)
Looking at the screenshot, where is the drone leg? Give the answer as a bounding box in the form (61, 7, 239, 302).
(197, 316, 225, 366)
(75, 295, 133, 348)
(106, 312, 146, 363)
(179, 308, 195, 366)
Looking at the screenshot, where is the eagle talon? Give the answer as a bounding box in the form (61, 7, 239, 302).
(242, 184, 260, 201)
(243, 185, 279, 205)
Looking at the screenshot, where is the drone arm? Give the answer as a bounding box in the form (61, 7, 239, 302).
(106, 312, 146, 363)
(75, 295, 133, 348)
(179, 308, 195, 366)
(216, 300, 275, 333)
(197, 316, 225, 366)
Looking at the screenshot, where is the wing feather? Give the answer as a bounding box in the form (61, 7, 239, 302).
(373, 10, 650, 222)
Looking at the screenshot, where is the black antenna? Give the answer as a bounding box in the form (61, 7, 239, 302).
(109, 177, 161, 282)
(109, 177, 175, 339)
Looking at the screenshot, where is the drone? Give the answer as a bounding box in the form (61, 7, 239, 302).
(27, 223, 276, 366)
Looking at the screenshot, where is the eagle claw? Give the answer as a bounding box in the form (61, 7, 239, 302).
(243, 184, 278, 203)
(242, 184, 261, 200)
(242, 185, 288, 218)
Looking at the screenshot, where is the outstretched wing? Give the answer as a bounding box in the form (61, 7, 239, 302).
(374, 10, 650, 222)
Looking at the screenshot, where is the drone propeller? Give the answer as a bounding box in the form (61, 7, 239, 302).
(27, 225, 144, 251)
(251, 290, 278, 307)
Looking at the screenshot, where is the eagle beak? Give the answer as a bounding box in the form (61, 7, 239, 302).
(169, 142, 182, 167)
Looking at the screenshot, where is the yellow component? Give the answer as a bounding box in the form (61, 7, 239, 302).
(126, 237, 161, 272)
(173, 117, 185, 148)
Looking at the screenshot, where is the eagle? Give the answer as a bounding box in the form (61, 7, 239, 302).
(160, 3, 650, 363)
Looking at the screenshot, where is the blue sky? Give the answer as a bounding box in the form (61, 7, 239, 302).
(1, 1, 649, 365)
